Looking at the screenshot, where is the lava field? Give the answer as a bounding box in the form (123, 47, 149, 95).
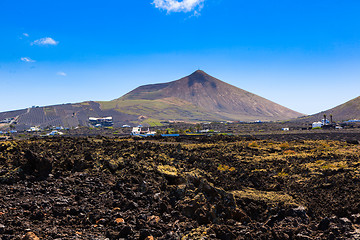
(1, 136, 360, 239)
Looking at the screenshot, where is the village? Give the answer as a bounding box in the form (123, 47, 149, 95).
(1, 114, 360, 141)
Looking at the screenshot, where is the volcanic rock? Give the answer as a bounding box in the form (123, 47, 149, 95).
(22, 232, 40, 240)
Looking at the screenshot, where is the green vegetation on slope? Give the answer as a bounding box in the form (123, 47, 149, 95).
(98, 98, 227, 122)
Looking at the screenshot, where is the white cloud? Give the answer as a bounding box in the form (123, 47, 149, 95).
(23, 33, 29, 37)
(152, 0, 204, 13)
(31, 37, 59, 46)
(57, 72, 67, 76)
(21, 57, 36, 63)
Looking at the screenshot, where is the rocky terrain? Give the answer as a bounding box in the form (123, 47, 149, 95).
(1, 136, 360, 239)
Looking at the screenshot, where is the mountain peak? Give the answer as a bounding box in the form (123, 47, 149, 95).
(191, 69, 208, 75)
(187, 70, 209, 86)
(183, 70, 220, 88)
(188, 70, 211, 79)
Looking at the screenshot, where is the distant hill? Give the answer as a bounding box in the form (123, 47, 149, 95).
(0, 70, 303, 129)
(0, 102, 137, 130)
(299, 96, 360, 123)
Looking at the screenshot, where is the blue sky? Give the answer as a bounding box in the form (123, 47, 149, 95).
(1, 0, 360, 115)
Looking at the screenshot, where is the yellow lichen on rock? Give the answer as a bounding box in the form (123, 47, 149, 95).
(181, 226, 210, 240)
(232, 188, 298, 207)
(157, 165, 178, 177)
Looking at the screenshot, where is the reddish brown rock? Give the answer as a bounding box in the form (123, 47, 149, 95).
(115, 218, 125, 223)
(22, 232, 40, 240)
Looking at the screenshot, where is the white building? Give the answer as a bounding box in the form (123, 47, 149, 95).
(27, 126, 41, 132)
(47, 130, 64, 136)
(131, 127, 156, 136)
(312, 122, 323, 128)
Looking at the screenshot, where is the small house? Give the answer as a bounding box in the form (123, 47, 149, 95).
(27, 126, 41, 132)
(131, 127, 156, 137)
(312, 122, 322, 128)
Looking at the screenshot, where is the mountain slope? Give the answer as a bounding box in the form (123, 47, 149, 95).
(0, 102, 137, 130)
(300, 96, 360, 122)
(115, 70, 302, 121)
(98, 97, 230, 126)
